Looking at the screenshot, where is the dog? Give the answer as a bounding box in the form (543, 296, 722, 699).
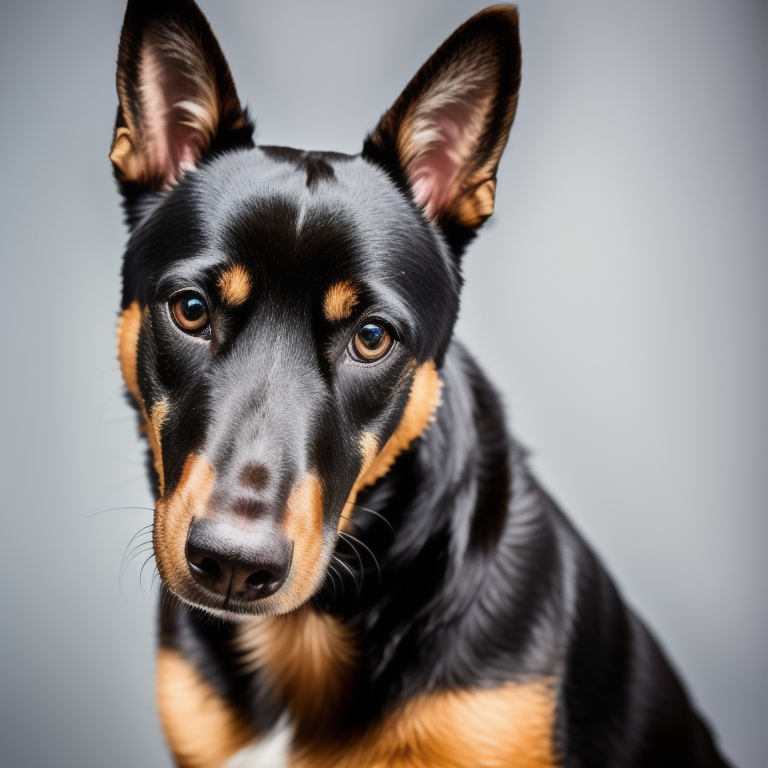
(110, 1, 731, 766)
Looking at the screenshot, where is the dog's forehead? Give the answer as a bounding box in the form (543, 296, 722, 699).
(123, 145, 461, 344)
(131, 146, 458, 312)
(191, 148, 420, 260)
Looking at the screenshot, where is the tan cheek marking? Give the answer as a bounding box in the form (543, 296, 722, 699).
(279, 473, 325, 609)
(148, 398, 169, 496)
(218, 264, 252, 307)
(291, 679, 558, 768)
(339, 431, 379, 533)
(117, 303, 169, 495)
(157, 647, 255, 768)
(116, 302, 142, 401)
(323, 280, 359, 322)
(237, 606, 359, 735)
(154, 455, 216, 595)
(348, 361, 442, 508)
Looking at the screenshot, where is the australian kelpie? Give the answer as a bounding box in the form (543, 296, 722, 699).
(110, 1, 730, 766)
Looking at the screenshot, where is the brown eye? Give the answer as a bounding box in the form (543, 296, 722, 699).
(352, 323, 392, 362)
(170, 291, 210, 335)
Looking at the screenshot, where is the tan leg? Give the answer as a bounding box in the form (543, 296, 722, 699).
(157, 647, 256, 768)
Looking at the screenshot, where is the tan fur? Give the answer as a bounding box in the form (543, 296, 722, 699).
(157, 647, 254, 768)
(109, 126, 140, 181)
(237, 606, 359, 734)
(116, 302, 142, 401)
(280, 474, 327, 611)
(154, 454, 216, 595)
(117, 303, 169, 492)
(154, 463, 327, 615)
(112, 20, 248, 188)
(322, 280, 359, 322)
(218, 264, 252, 307)
(148, 398, 169, 495)
(291, 679, 559, 768)
(339, 432, 379, 532)
(367, 6, 519, 230)
(348, 362, 441, 507)
(402, 84, 494, 223)
(456, 178, 497, 228)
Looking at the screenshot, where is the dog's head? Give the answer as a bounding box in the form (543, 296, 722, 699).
(112, 0, 520, 618)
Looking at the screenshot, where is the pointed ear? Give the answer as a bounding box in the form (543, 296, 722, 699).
(363, 5, 521, 238)
(110, 0, 253, 193)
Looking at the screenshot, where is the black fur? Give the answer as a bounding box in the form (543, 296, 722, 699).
(112, 2, 731, 766)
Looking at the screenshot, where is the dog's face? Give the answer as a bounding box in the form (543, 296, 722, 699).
(112, 0, 520, 618)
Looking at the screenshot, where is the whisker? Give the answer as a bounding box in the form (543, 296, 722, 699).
(150, 566, 162, 595)
(333, 555, 361, 599)
(120, 533, 154, 574)
(120, 543, 154, 580)
(87, 506, 155, 519)
(100, 473, 149, 495)
(327, 563, 345, 598)
(120, 523, 154, 558)
(120, 531, 154, 572)
(344, 502, 394, 533)
(337, 531, 365, 588)
(321, 565, 338, 602)
(160, 584, 172, 612)
(96, 364, 121, 379)
(139, 553, 156, 597)
(338, 513, 360, 531)
(339, 530, 382, 584)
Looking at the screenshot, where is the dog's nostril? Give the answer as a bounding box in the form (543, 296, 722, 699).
(185, 517, 292, 604)
(245, 569, 276, 591)
(196, 557, 221, 577)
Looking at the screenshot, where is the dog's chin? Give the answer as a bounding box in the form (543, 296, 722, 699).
(171, 587, 312, 621)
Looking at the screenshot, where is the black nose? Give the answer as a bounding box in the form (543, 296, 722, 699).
(186, 517, 292, 603)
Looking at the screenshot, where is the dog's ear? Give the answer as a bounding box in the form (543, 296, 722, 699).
(363, 5, 521, 246)
(110, 0, 253, 195)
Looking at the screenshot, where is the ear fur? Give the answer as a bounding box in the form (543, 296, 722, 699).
(363, 5, 521, 246)
(111, 0, 253, 195)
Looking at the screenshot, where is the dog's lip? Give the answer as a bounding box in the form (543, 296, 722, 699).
(176, 586, 287, 619)
(175, 592, 260, 621)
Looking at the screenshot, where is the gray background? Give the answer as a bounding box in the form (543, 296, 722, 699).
(1, 1, 765, 766)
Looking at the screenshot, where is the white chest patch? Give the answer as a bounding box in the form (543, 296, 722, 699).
(225, 715, 293, 768)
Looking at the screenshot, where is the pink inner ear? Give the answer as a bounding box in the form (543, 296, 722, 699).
(406, 96, 487, 221)
(139, 42, 212, 187)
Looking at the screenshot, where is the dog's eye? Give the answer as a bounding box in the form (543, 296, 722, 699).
(351, 323, 392, 362)
(170, 291, 210, 335)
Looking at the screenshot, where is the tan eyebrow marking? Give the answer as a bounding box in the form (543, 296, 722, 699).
(218, 264, 252, 307)
(323, 280, 359, 322)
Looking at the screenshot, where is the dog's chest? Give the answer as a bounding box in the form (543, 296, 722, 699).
(236, 608, 361, 733)
(226, 684, 559, 768)
(235, 611, 558, 768)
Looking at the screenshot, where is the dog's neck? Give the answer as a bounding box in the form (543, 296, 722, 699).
(333, 342, 555, 685)
(233, 340, 560, 736)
